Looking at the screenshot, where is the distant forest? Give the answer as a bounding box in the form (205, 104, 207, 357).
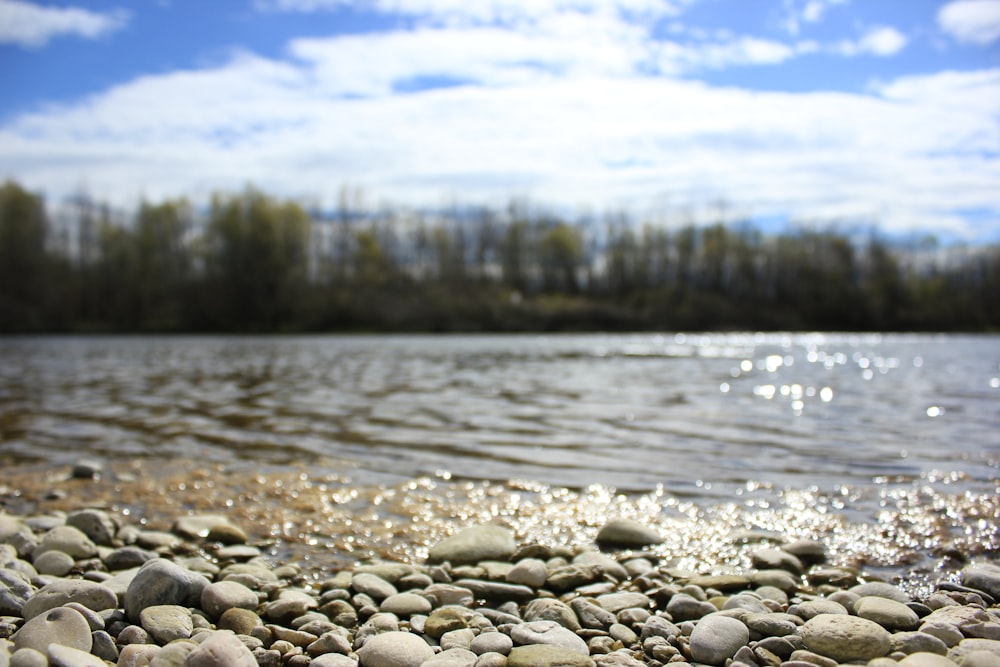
(1, 179, 998, 333)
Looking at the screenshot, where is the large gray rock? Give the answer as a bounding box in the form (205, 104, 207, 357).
(802, 614, 892, 662)
(595, 518, 662, 548)
(356, 631, 435, 667)
(21, 579, 117, 620)
(689, 614, 750, 665)
(427, 525, 515, 565)
(13, 606, 93, 653)
(124, 558, 208, 622)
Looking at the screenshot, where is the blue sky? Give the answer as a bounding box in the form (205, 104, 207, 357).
(1, 0, 998, 240)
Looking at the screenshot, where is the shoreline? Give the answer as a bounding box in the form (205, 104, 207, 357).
(1, 469, 999, 666)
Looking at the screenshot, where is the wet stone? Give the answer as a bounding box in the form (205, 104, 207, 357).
(427, 525, 516, 565)
(596, 518, 663, 548)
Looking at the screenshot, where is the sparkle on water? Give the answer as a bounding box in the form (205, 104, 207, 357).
(1, 459, 995, 597)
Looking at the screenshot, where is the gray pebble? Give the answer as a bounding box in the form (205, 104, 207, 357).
(470, 631, 513, 656)
(689, 614, 750, 665)
(356, 630, 435, 666)
(186, 630, 257, 666)
(510, 620, 589, 654)
(124, 558, 208, 622)
(14, 606, 93, 654)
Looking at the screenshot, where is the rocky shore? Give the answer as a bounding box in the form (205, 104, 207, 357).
(2, 492, 1000, 667)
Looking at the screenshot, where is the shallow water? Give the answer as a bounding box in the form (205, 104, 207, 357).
(1, 333, 998, 586)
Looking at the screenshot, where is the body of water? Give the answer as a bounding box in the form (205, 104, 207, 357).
(1, 333, 997, 582)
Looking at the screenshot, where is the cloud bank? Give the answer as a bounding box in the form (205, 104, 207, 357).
(938, 0, 1000, 45)
(0, 0, 997, 240)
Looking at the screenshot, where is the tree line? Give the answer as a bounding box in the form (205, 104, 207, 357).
(1, 179, 998, 333)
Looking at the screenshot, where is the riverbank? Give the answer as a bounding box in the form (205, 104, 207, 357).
(1, 461, 999, 666)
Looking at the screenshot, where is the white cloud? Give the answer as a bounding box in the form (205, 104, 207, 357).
(835, 26, 907, 57)
(0, 0, 129, 48)
(782, 0, 848, 36)
(938, 0, 1000, 45)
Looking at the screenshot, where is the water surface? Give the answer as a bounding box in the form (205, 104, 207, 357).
(1, 333, 997, 584)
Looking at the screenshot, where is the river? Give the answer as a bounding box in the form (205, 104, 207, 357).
(1, 333, 997, 585)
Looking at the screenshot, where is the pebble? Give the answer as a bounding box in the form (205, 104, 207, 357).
(13, 606, 92, 653)
(186, 629, 257, 666)
(856, 595, 921, 630)
(801, 613, 892, 661)
(595, 518, 663, 547)
(509, 619, 590, 654)
(427, 525, 516, 565)
(355, 630, 435, 666)
(0, 498, 997, 667)
(32, 526, 97, 560)
(139, 604, 194, 643)
(689, 613, 750, 665)
(124, 558, 208, 621)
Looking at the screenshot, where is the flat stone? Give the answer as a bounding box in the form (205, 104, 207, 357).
(686, 575, 751, 592)
(850, 582, 911, 603)
(948, 639, 1000, 664)
(801, 614, 891, 662)
(546, 564, 604, 592)
(306, 631, 352, 657)
(140, 604, 193, 644)
(13, 606, 93, 653)
(571, 597, 617, 630)
(963, 566, 1000, 600)
(856, 596, 921, 630)
(595, 518, 662, 547)
(186, 630, 257, 667)
(454, 578, 534, 602)
(789, 599, 849, 620)
(125, 558, 208, 622)
(46, 643, 107, 667)
(427, 525, 516, 565)
(510, 620, 589, 655)
(356, 631, 434, 667)
(596, 591, 651, 614)
(574, 551, 629, 581)
(21, 579, 118, 620)
(507, 644, 596, 667)
(689, 614, 750, 665)
(421, 647, 478, 666)
(311, 656, 359, 667)
(103, 546, 157, 571)
(782, 539, 827, 564)
(379, 592, 432, 616)
(899, 653, 961, 667)
(666, 593, 717, 621)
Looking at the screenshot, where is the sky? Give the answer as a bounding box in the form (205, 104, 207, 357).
(0, 0, 999, 241)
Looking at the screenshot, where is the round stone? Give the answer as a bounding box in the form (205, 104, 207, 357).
(140, 604, 194, 644)
(356, 631, 435, 667)
(32, 550, 74, 576)
(33, 525, 97, 560)
(46, 643, 108, 667)
(186, 630, 257, 667)
(201, 580, 259, 620)
(689, 614, 750, 665)
(802, 614, 892, 662)
(218, 608, 263, 635)
(506, 558, 548, 588)
(14, 606, 93, 653)
(899, 652, 962, 667)
(470, 632, 513, 656)
(509, 620, 589, 655)
(125, 558, 208, 622)
(427, 525, 516, 565)
(595, 518, 662, 547)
